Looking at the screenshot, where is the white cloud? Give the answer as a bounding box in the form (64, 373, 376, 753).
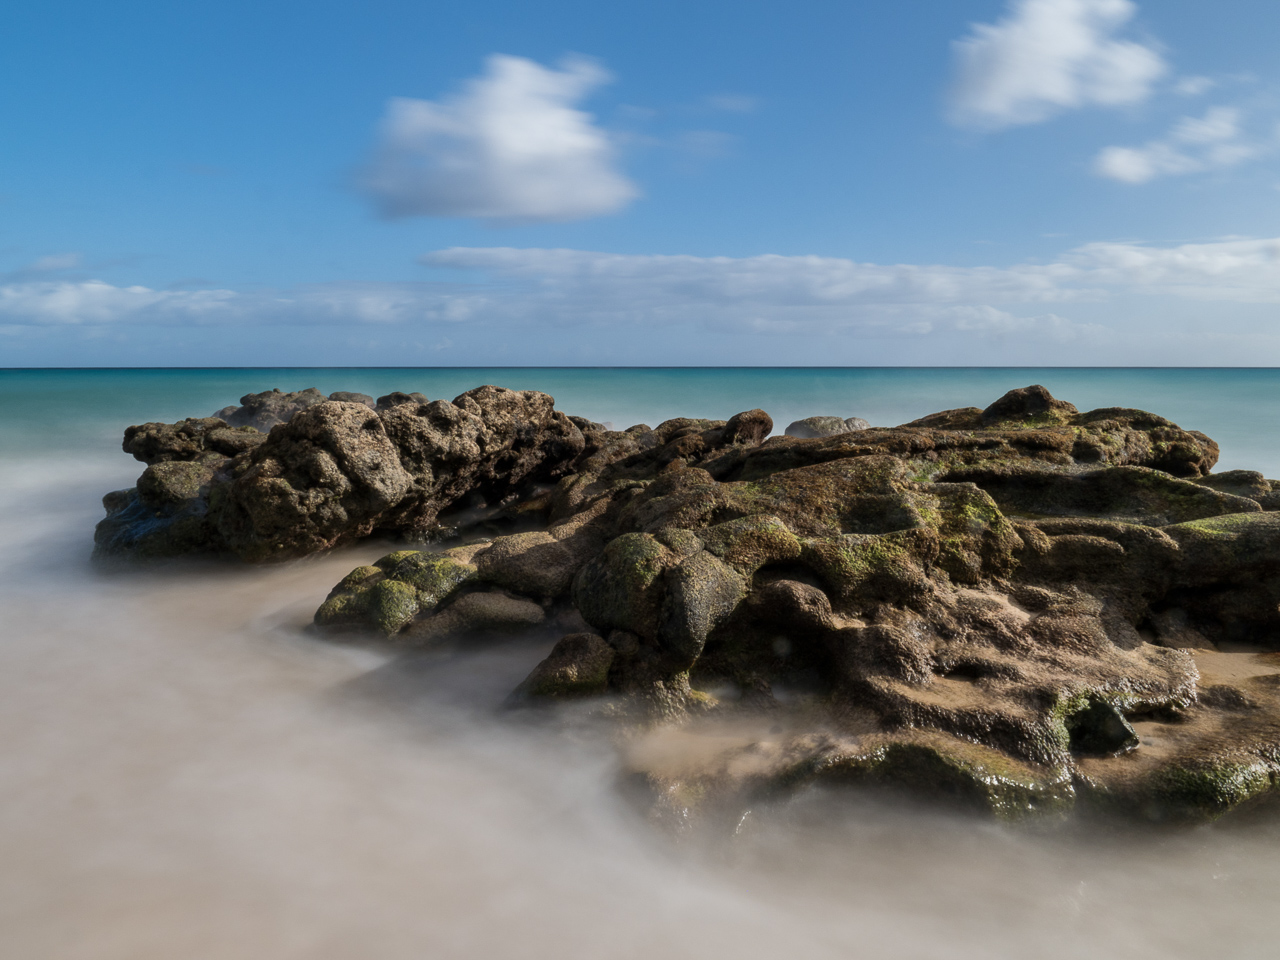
(1174, 75, 1216, 97)
(0, 252, 86, 284)
(0, 280, 484, 326)
(28, 252, 82, 272)
(1094, 106, 1266, 183)
(949, 0, 1166, 130)
(1065, 236, 1280, 300)
(356, 54, 637, 223)
(1172, 107, 1240, 144)
(6, 238, 1280, 338)
(949, 306, 1109, 342)
(420, 247, 1075, 314)
(414, 238, 1280, 330)
(677, 130, 736, 160)
(0, 281, 237, 324)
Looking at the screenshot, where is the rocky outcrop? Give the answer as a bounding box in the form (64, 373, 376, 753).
(98, 383, 1280, 824)
(96, 385, 594, 561)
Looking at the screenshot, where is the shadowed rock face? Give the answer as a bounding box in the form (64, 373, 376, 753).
(97, 384, 1280, 824)
(96, 385, 592, 561)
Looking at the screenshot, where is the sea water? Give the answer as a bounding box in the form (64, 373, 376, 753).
(3, 367, 1280, 960)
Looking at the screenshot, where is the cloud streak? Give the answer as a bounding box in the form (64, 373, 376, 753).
(1064, 236, 1280, 299)
(356, 54, 637, 223)
(0, 281, 485, 326)
(1094, 106, 1270, 183)
(5, 238, 1280, 342)
(949, 0, 1166, 130)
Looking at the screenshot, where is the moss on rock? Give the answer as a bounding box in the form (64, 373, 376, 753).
(315, 549, 476, 636)
(512, 633, 615, 700)
(114, 381, 1280, 824)
(572, 532, 674, 639)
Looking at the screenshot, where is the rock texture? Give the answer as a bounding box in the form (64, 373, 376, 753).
(96, 385, 592, 561)
(97, 383, 1280, 824)
(784, 416, 871, 438)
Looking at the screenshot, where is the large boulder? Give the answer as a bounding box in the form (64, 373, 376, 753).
(97, 386, 595, 562)
(216, 401, 418, 561)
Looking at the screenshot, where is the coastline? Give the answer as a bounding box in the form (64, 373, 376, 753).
(5, 367, 1280, 957)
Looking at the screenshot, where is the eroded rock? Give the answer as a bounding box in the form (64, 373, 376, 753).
(99, 383, 1280, 824)
(97, 385, 592, 562)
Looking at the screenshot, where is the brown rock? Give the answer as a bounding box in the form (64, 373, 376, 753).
(512, 633, 615, 700)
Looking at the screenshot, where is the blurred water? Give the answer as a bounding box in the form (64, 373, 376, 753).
(2, 368, 1280, 959)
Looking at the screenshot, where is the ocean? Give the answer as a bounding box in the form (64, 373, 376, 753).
(3, 367, 1279, 959)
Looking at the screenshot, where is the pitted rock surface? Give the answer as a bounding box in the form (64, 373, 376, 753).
(96, 384, 1280, 823)
(96, 385, 592, 561)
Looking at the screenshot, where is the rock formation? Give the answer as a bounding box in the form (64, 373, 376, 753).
(96, 385, 589, 561)
(96, 384, 1280, 824)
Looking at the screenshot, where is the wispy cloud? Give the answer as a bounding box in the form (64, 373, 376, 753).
(1173, 75, 1216, 97)
(28, 252, 82, 272)
(0, 281, 237, 324)
(949, 0, 1166, 130)
(1094, 106, 1272, 183)
(1064, 236, 1280, 299)
(356, 54, 637, 223)
(7, 238, 1280, 340)
(0, 281, 484, 326)
(420, 247, 1076, 316)
(0, 252, 85, 283)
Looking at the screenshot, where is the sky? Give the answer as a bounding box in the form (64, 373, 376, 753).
(2, 0, 1280, 366)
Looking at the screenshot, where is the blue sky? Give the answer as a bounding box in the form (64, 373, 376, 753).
(3, 0, 1280, 366)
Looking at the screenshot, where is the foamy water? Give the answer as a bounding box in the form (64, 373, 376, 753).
(4, 369, 1280, 959)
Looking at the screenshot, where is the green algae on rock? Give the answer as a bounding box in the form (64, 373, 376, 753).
(314, 550, 478, 637)
(98, 383, 1280, 825)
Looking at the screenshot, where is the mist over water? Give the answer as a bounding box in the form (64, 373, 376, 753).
(4, 368, 1280, 959)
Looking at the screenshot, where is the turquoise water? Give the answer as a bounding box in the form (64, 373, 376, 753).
(3, 367, 1280, 959)
(5, 366, 1280, 474)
